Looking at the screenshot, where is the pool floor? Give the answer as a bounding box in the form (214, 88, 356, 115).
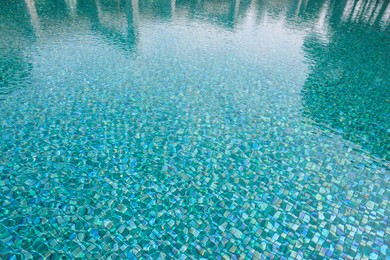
(0, 0, 389, 259)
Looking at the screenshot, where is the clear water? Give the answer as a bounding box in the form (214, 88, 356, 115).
(0, 0, 389, 259)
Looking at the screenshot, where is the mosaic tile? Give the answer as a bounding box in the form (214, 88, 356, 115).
(0, 0, 389, 259)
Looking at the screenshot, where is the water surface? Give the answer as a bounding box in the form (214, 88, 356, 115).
(0, 0, 389, 259)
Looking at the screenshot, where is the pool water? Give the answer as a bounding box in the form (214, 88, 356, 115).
(0, 0, 389, 259)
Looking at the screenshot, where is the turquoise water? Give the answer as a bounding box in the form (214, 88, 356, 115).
(0, 0, 389, 259)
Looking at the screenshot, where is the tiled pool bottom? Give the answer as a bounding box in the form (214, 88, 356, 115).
(1, 82, 389, 259)
(1, 0, 390, 259)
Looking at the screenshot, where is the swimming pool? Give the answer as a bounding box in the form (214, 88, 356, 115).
(0, 0, 389, 259)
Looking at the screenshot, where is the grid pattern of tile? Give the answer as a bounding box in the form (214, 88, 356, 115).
(0, 0, 389, 259)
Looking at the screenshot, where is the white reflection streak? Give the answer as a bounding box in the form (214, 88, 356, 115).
(132, 0, 139, 26)
(251, 0, 257, 10)
(314, 1, 330, 43)
(381, 4, 390, 26)
(296, 0, 302, 17)
(25, 0, 42, 37)
(234, 0, 241, 23)
(365, 0, 377, 22)
(352, 0, 364, 21)
(249, 0, 257, 16)
(356, 0, 368, 19)
(367, 0, 379, 24)
(341, 0, 354, 21)
(171, 0, 176, 19)
(374, 1, 390, 28)
(64, 0, 78, 17)
(95, 0, 103, 21)
(245, 0, 257, 25)
(369, 0, 381, 24)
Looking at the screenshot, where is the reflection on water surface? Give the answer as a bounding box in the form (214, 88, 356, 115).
(0, 0, 389, 259)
